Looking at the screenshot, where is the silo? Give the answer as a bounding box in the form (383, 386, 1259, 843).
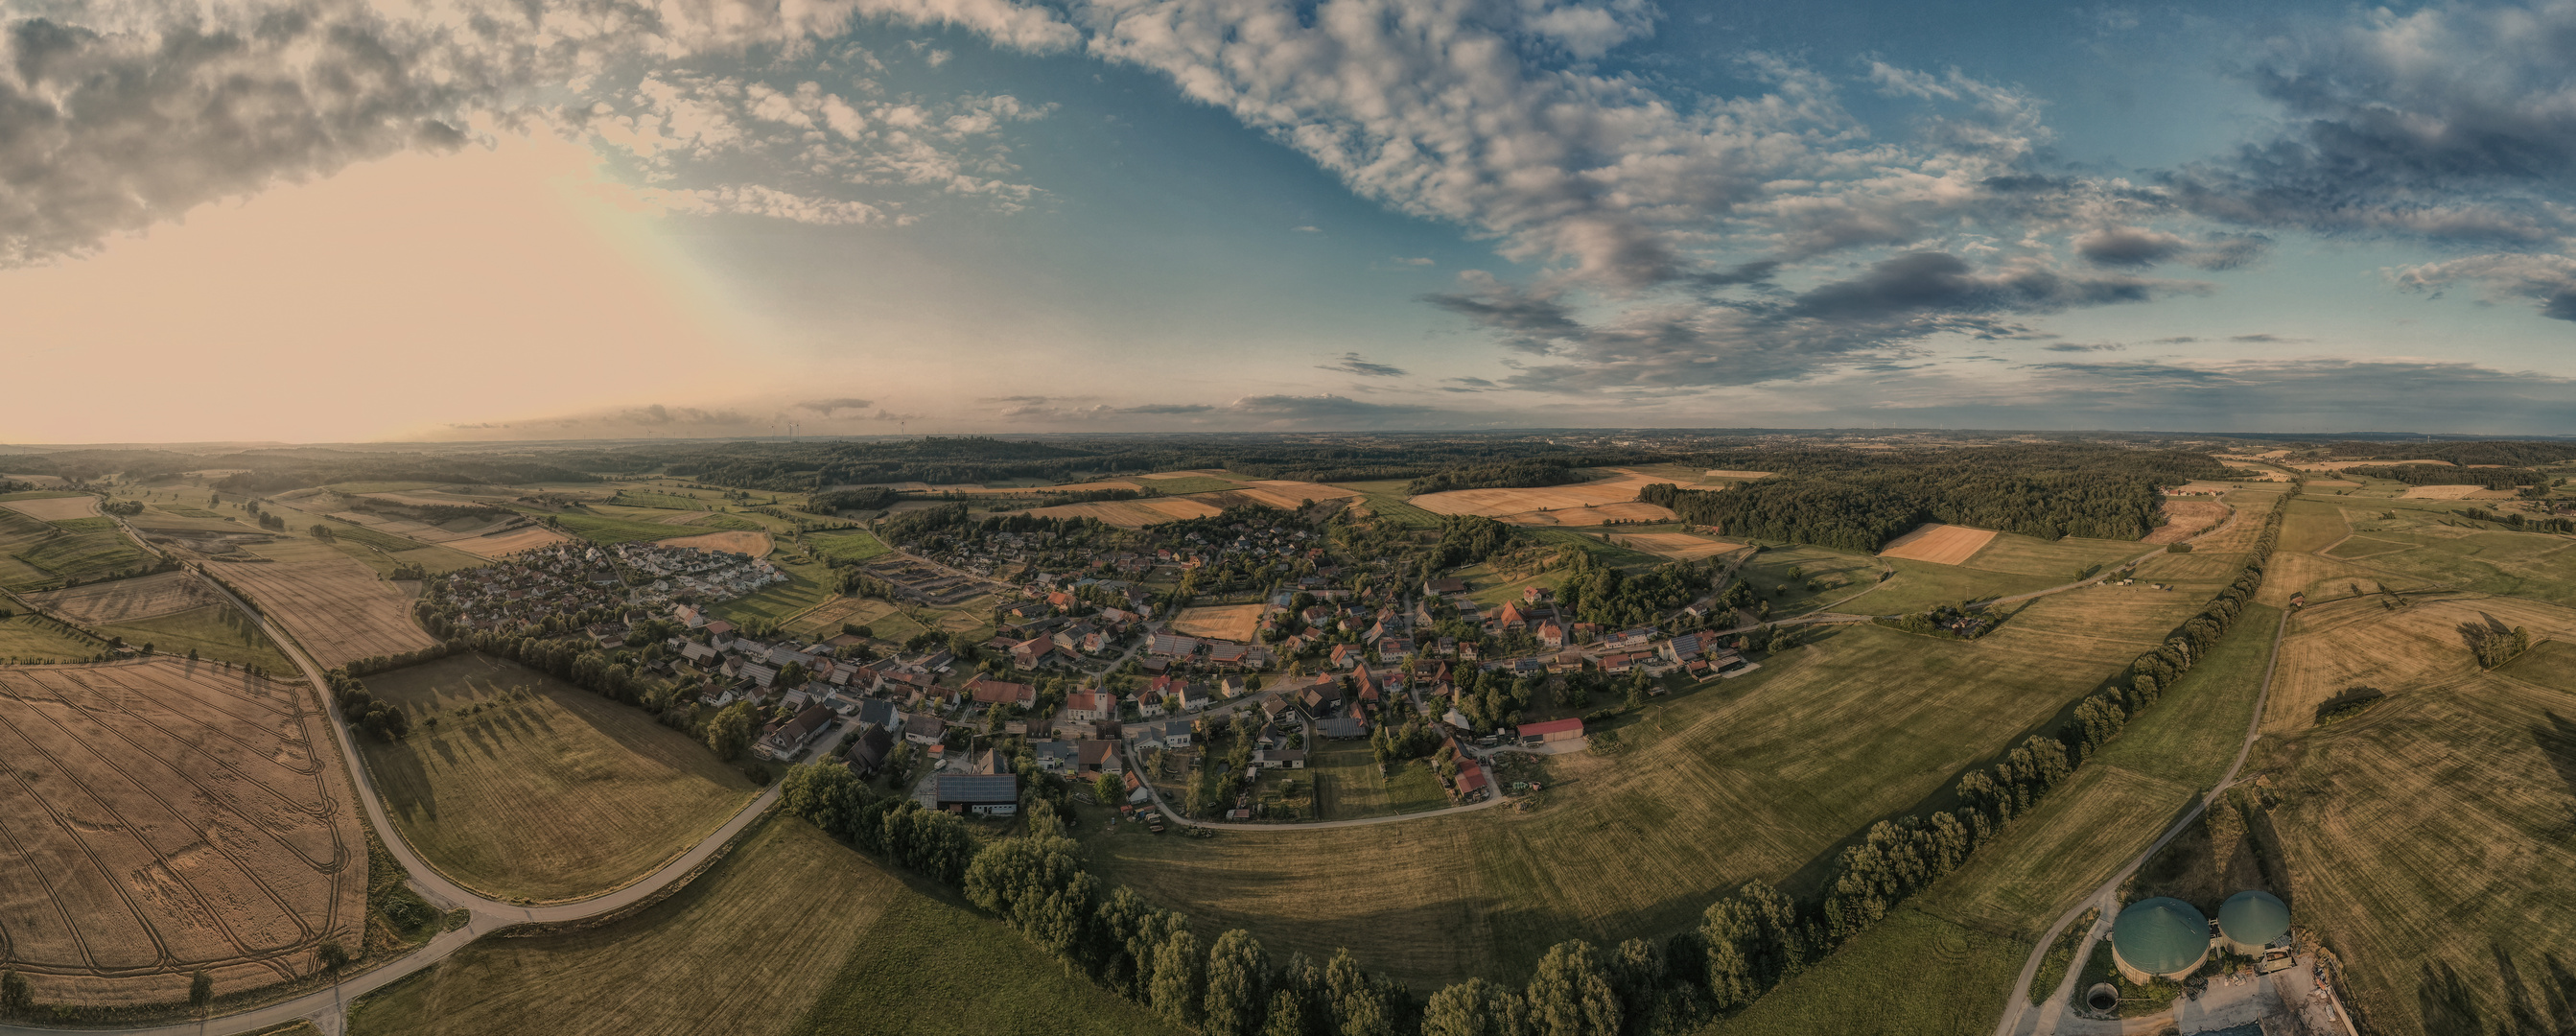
(2111, 897, 2211, 983)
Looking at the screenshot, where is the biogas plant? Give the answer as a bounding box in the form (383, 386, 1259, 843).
(2112, 891, 2293, 983)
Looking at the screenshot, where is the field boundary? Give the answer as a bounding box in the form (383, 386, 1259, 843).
(484, 802, 782, 940)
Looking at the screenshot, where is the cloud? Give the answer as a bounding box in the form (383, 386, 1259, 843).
(2042, 342, 2124, 352)
(1292, 225, 1322, 233)
(797, 397, 877, 413)
(1220, 393, 1444, 423)
(1118, 403, 1216, 413)
(0, 0, 1082, 265)
(1318, 352, 1409, 377)
(2228, 333, 2301, 342)
(2166, 0, 2576, 246)
(1394, 256, 1434, 266)
(2016, 357, 2576, 431)
(2073, 226, 2270, 270)
(2391, 252, 2576, 320)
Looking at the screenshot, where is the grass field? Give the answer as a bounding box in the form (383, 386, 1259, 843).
(2261, 593, 2576, 736)
(0, 612, 108, 661)
(1697, 906, 2027, 1036)
(94, 603, 297, 671)
(1917, 603, 2279, 941)
(348, 816, 1180, 1036)
(1329, 479, 1443, 529)
(806, 530, 892, 563)
(551, 512, 706, 546)
(0, 508, 154, 590)
(2257, 661, 2576, 1036)
(1091, 623, 2128, 986)
(709, 551, 836, 627)
(357, 654, 759, 902)
(28, 569, 222, 624)
(1731, 544, 1887, 615)
(1307, 742, 1448, 819)
(1838, 558, 2051, 616)
(1958, 533, 2151, 580)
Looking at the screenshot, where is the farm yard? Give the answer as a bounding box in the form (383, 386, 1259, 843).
(1875, 523, 1999, 565)
(0, 659, 366, 1006)
(205, 555, 439, 669)
(355, 654, 759, 903)
(345, 816, 1180, 1036)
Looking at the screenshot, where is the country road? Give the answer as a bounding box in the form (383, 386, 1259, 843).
(0, 570, 801, 1036)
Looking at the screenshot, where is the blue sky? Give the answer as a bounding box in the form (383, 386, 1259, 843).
(5, 0, 2575, 440)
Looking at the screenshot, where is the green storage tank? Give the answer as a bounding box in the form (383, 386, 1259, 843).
(2112, 897, 2210, 981)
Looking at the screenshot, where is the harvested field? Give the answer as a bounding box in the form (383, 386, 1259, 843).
(3, 494, 100, 520)
(1877, 523, 1999, 565)
(1, 473, 69, 486)
(2259, 668, 2576, 1036)
(1168, 603, 1262, 643)
(2142, 501, 2230, 544)
(0, 613, 108, 661)
(27, 570, 223, 624)
(1220, 480, 1362, 510)
(1018, 497, 1223, 529)
(445, 524, 569, 558)
(0, 659, 365, 1005)
(1409, 468, 1675, 518)
(2263, 593, 2576, 735)
(1704, 469, 1774, 480)
(207, 556, 437, 669)
(1598, 531, 1745, 560)
(655, 530, 772, 556)
(357, 654, 757, 903)
(96, 605, 298, 672)
(2398, 483, 2517, 500)
(1498, 500, 1676, 526)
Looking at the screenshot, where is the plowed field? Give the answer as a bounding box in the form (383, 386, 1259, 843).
(1877, 524, 1999, 565)
(207, 557, 438, 669)
(0, 659, 364, 1005)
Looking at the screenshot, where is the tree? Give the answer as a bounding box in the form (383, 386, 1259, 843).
(317, 941, 350, 971)
(1151, 929, 1207, 1027)
(309, 524, 336, 542)
(0, 969, 30, 1016)
(1263, 988, 1312, 1036)
(1323, 948, 1394, 1036)
(1205, 929, 1272, 1036)
(188, 969, 213, 1014)
(1423, 977, 1529, 1036)
(781, 761, 861, 821)
(706, 701, 757, 761)
(1526, 940, 1621, 1036)
(1094, 771, 1126, 806)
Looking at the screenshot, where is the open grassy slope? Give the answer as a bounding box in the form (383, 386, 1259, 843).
(357, 653, 758, 902)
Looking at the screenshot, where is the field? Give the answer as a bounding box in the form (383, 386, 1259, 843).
(1168, 603, 1262, 643)
(1213, 479, 1364, 510)
(1019, 497, 1225, 528)
(347, 816, 1181, 1036)
(0, 612, 109, 661)
(655, 530, 773, 555)
(1492, 500, 1676, 526)
(708, 552, 839, 627)
(356, 654, 759, 902)
(1408, 468, 1678, 521)
(1704, 469, 1774, 480)
(1597, 531, 1745, 561)
(1729, 545, 1887, 616)
(0, 659, 366, 1005)
(1698, 906, 2026, 1036)
(1307, 743, 1449, 819)
(1877, 523, 1998, 565)
(2398, 483, 2517, 500)
(93, 605, 298, 671)
(1091, 623, 2128, 986)
(1329, 479, 1443, 529)
(0, 509, 155, 590)
(2, 494, 100, 520)
(2256, 653, 2576, 1036)
(2142, 500, 2231, 544)
(552, 512, 709, 547)
(443, 524, 570, 557)
(2261, 593, 2576, 736)
(27, 569, 223, 624)
(207, 555, 439, 669)
(805, 530, 891, 563)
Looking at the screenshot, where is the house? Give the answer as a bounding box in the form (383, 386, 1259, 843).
(1065, 691, 1117, 723)
(1149, 632, 1200, 657)
(1299, 679, 1344, 718)
(1522, 585, 1552, 604)
(1329, 644, 1359, 670)
(1219, 675, 1248, 698)
(1454, 762, 1491, 801)
(901, 712, 946, 745)
(935, 774, 1020, 815)
(1661, 633, 1708, 664)
(1494, 602, 1528, 631)
(1517, 717, 1584, 745)
(1076, 740, 1124, 774)
(1253, 748, 1307, 769)
(1316, 717, 1368, 740)
(852, 697, 903, 734)
(1158, 719, 1194, 750)
(1177, 682, 1212, 711)
(1377, 636, 1413, 661)
(1011, 637, 1056, 669)
(760, 703, 835, 760)
(1537, 622, 1564, 648)
(841, 722, 898, 775)
(1028, 739, 1079, 772)
(968, 748, 1012, 775)
(967, 677, 1037, 709)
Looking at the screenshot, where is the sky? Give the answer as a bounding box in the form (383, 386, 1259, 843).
(5, 0, 2576, 442)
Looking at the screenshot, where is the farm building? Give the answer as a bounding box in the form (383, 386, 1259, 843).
(936, 774, 1020, 815)
(759, 704, 835, 760)
(2111, 897, 2212, 982)
(1517, 718, 1584, 746)
(2216, 890, 2290, 954)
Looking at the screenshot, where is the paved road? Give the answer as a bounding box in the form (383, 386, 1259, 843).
(0, 572, 799, 1035)
(1989, 604, 2291, 1036)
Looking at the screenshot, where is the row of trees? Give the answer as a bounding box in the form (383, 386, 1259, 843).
(2341, 464, 2539, 490)
(1405, 459, 1588, 496)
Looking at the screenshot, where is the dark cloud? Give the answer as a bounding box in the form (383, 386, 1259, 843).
(1784, 252, 2171, 320)
(2042, 342, 2125, 352)
(2392, 252, 2576, 321)
(2149, 336, 2199, 343)
(1318, 352, 1409, 377)
(796, 398, 875, 414)
(2074, 226, 2189, 268)
(1118, 403, 1215, 414)
(2228, 334, 2302, 343)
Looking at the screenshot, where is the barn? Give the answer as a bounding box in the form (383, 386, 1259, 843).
(1516, 718, 1584, 746)
(2111, 897, 2211, 983)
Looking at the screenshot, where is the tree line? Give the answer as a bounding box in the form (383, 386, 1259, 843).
(2339, 464, 2539, 490)
(1405, 459, 1591, 496)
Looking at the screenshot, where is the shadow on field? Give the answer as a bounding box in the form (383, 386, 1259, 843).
(2417, 946, 2576, 1036)
(370, 734, 440, 822)
(2533, 712, 2576, 832)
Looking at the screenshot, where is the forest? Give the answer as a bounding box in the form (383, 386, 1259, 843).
(651, 436, 1657, 492)
(2339, 464, 2539, 489)
(1403, 459, 1593, 495)
(1639, 445, 2227, 550)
